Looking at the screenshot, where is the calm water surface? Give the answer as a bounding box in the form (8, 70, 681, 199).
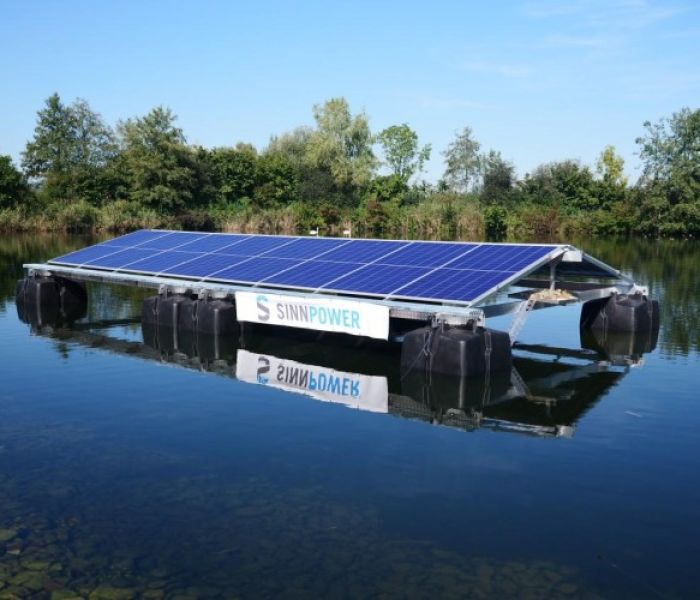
(0, 234, 699, 599)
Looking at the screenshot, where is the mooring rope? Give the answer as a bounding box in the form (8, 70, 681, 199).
(399, 322, 437, 382)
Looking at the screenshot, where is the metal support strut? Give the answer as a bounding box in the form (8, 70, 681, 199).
(509, 296, 537, 345)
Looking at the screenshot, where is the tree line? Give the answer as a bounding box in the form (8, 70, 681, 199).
(1, 93, 698, 239)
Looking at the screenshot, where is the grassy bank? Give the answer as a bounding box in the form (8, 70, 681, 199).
(0, 197, 603, 242)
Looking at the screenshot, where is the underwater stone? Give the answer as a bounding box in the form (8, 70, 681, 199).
(88, 587, 135, 600)
(50, 591, 84, 600)
(0, 529, 18, 543)
(0, 588, 27, 600)
(21, 559, 51, 571)
(558, 582, 578, 595)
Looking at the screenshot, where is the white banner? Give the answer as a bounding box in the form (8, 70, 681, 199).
(235, 291, 390, 340)
(236, 350, 388, 413)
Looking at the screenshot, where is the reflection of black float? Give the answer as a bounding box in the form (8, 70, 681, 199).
(581, 323, 659, 363)
(19, 230, 661, 378)
(142, 322, 238, 363)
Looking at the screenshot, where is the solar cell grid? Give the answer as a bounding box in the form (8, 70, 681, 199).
(162, 253, 252, 278)
(262, 237, 351, 260)
(136, 232, 206, 250)
(51, 243, 127, 266)
(83, 248, 157, 269)
(318, 239, 408, 263)
(48, 230, 564, 305)
(205, 257, 302, 282)
(116, 250, 207, 273)
(100, 229, 171, 248)
(261, 260, 362, 289)
(393, 268, 508, 302)
(447, 244, 553, 272)
(321, 264, 432, 295)
(374, 242, 478, 268)
(170, 233, 250, 253)
(213, 235, 298, 257)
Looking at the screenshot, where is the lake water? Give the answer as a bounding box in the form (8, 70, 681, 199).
(1, 234, 699, 599)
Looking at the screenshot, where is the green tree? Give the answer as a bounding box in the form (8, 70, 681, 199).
(266, 127, 312, 168)
(636, 107, 700, 205)
(305, 98, 376, 200)
(593, 145, 628, 210)
(519, 160, 597, 212)
(117, 107, 197, 213)
(22, 93, 116, 204)
(442, 126, 481, 192)
(364, 174, 408, 205)
(22, 94, 74, 190)
(596, 145, 627, 187)
(254, 153, 299, 208)
(484, 205, 508, 240)
(480, 150, 515, 204)
(0, 155, 29, 209)
(205, 145, 258, 206)
(377, 123, 431, 181)
(266, 127, 336, 205)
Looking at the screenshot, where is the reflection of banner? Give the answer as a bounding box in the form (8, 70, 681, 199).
(236, 350, 388, 413)
(235, 291, 389, 340)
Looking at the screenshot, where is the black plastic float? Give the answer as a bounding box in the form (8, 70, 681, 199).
(580, 293, 660, 333)
(15, 276, 87, 327)
(400, 324, 512, 378)
(141, 293, 187, 330)
(183, 298, 238, 335)
(142, 292, 238, 336)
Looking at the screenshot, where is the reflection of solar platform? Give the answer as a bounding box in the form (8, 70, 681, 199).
(49, 230, 562, 306)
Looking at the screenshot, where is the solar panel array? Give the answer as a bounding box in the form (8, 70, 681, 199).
(49, 230, 561, 304)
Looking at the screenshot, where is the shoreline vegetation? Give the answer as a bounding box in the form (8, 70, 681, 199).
(1, 95, 698, 240)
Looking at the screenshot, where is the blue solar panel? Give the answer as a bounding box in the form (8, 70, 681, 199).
(376, 242, 479, 268)
(318, 240, 408, 263)
(206, 257, 303, 282)
(392, 268, 510, 302)
(321, 264, 432, 295)
(262, 237, 351, 260)
(447, 244, 554, 272)
(118, 250, 206, 273)
(52, 243, 127, 265)
(48, 230, 563, 304)
(101, 230, 171, 248)
(136, 232, 207, 250)
(173, 233, 251, 253)
(162, 253, 251, 278)
(262, 260, 362, 288)
(83, 248, 157, 269)
(213, 236, 297, 257)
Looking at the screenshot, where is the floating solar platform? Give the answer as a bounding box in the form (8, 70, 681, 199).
(24, 229, 646, 342)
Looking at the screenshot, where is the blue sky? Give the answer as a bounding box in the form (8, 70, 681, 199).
(1, 0, 698, 182)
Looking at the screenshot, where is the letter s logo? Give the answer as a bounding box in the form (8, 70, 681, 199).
(256, 295, 270, 321)
(256, 356, 270, 384)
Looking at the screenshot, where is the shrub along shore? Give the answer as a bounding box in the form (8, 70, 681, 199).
(1, 95, 698, 240)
